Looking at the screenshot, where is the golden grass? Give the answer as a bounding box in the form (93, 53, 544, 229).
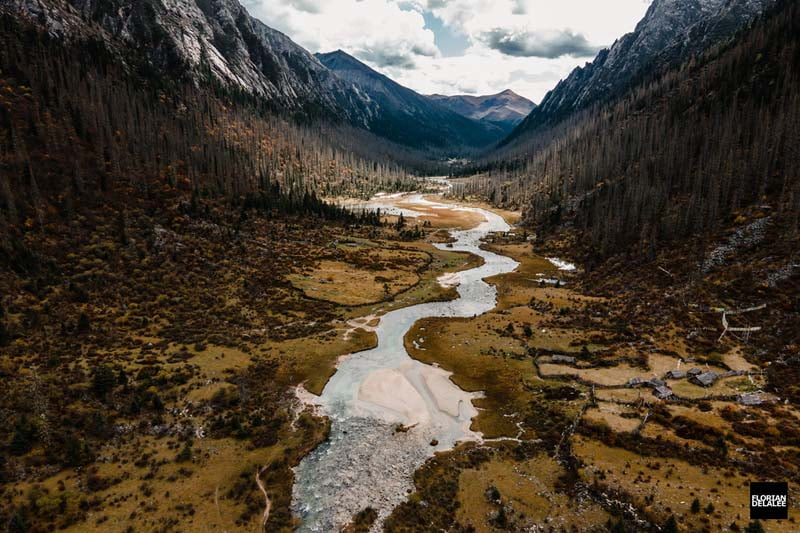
(404, 316, 533, 438)
(456, 452, 609, 531)
(539, 353, 683, 386)
(670, 374, 766, 400)
(573, 436, 799, 532)
(288, 246, 429, 306)
(269, 327, 377, 395)
(583, 404, 642, 433)
(425, 194, 522, 225)
(395, 200, 487, 230)
(343, 242, 483, 319)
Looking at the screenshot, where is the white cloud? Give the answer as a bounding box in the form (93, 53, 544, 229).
(479, 28, 599, 58)
(241, 0, 652, 102)
(243, 0, 437, 67)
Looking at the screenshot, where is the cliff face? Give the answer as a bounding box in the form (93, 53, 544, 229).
(508, 0, 773, 141)
(6, 0, 376, 123)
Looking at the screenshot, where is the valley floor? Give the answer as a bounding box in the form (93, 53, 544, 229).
(2, 191, 798, 533)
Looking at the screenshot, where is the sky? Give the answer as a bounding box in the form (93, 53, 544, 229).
(241, 0, 653, 103)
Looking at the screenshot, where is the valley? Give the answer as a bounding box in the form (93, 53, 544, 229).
(1, 0, 799, 532)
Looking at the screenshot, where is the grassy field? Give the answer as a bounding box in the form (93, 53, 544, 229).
(388, 233, 800, 532)
(0, 196, 488, 532)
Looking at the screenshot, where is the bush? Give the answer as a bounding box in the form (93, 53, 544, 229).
(745, 521, 765, 533)
(91, 365, 116, 398)
(10, 417, 36, 456)
(7, 509, 27, 533)
(64, 435, 94, 466)
(175, 441, 193, 462)
(77, 312, 91, 333)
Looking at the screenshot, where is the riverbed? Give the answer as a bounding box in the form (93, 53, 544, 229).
(291, 195, 519, 531)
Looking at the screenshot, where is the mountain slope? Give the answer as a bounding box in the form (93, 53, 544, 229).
(7, 0, 377, 124)
(506, 0, 774, 143)
(317, 50, 506, 152)
(428, 90, 535, 135)
(457, 0, 799, 262)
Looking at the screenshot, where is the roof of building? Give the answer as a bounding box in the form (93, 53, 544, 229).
(691, 371, 718, 386)
(654, 386, 673, 399)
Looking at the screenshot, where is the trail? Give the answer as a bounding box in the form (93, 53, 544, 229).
(256, 466, 271, 529)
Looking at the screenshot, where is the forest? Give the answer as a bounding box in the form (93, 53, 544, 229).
(0, 11, 419, 246)
(453, 0, 800, 262)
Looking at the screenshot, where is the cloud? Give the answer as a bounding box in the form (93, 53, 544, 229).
(356, 48, 416, 69)
(511, 0, 527, 15)
(479, 28, 599, 58)
(243, 0, 438, 65)
(285, 0, 322, 13)
(239, 0, 653, 101)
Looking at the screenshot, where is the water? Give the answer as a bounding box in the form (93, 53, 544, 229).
(291, 196, 519, 531)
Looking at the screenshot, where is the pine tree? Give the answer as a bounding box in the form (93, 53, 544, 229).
(663, 515, 679, 533)
(77, 312, 91, 333)
(7, 509, 27, 533)
(91, 365, 116, 398)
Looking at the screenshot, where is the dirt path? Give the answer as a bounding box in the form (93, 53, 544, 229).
(256, 466, 271, 529)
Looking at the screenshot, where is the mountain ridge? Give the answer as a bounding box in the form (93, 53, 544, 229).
(316, 49, 506, 152)
(428, 90, 535, 135)
(505, 0, 774, 143)
(7, 0, 378, 125)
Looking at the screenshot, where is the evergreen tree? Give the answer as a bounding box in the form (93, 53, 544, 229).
(77, 312, 91, 333)
(91, 365, 116, 398)
(9, 417, 36, 456)
(7, 510, 27, 533)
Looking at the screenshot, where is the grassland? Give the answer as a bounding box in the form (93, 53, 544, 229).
(387, 231, 800, 532)
(0, 196, 486, 533)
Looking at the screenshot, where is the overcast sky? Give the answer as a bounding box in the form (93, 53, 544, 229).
(242, 0, 653, 103)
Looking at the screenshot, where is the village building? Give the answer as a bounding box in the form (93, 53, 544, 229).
(551, 354, 577, 364)
(690, 371, 718, 387)
(653, 386, 673, 400)
(665, 369, 686, 379)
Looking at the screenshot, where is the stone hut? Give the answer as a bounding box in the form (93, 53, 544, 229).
(690, 371, 718, 387)
(653, 386, 673, 400)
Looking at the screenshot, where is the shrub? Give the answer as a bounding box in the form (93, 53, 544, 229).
(91, 365, 116, 398)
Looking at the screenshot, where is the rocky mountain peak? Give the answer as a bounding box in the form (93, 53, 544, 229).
(507, 0, 774, 141)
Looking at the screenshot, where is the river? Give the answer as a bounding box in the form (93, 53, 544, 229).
(291, 194, 519, 531)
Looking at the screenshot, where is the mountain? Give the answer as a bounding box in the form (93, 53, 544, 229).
(6, 0, 379, 125)
(317, 50, 506, 152)
(457, 0, 799, 261)
(506, 0, 774, 142)
(428, 90, 535, 135)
